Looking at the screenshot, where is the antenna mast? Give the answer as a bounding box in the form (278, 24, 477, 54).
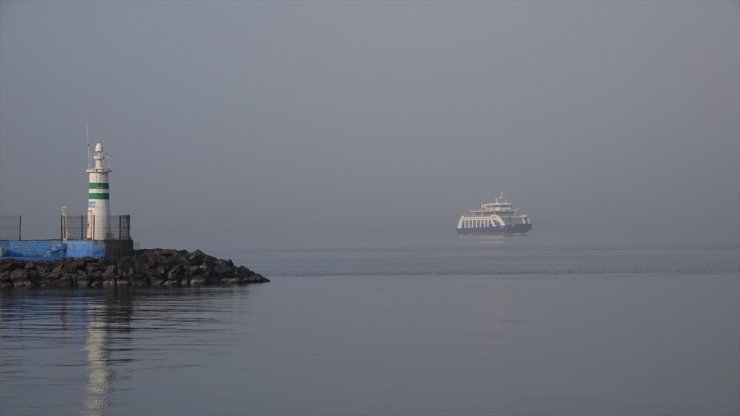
(86, 122, 90, 168)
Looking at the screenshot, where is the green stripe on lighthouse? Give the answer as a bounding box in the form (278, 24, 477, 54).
(88, 193, 110, 199)
(88, 183, 109, 189)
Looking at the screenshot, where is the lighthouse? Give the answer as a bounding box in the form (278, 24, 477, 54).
(86, 142, 111, 240)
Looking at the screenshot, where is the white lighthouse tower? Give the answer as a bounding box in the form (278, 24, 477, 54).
(86, 142, 112, 240)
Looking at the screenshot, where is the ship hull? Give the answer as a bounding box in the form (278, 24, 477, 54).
(456, 223, 532, 235)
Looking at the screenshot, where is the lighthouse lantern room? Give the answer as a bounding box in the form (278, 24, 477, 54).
(86, 142, 112, 240)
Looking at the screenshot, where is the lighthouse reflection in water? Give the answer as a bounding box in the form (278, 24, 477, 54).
(0, 240, 737, 416)
(82, 304, 113, 416)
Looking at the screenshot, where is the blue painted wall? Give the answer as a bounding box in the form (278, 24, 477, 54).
(66, 240, 106, 258)
(0, 240, 106, 260)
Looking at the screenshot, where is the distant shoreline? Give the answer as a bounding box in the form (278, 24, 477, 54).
(0, 248, 269, 289)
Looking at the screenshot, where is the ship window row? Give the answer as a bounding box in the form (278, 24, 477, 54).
(462, 219, 495, 228)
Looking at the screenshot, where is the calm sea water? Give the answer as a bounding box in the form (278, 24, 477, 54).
(1, 231, 738, 416)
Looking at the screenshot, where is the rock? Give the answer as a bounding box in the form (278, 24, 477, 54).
(236, 265, 253, 277)
(1, 248, 268, 288)
(62, 261, 82, 273)
(130, 276, 148, 287)
(13, 278, 32, 287)
(10, 269, 29, 280)
(103, 265, 117, 278)
(213, 259, 233, 276)
(50, 276, 72, 288)
(87, 274, 103, 287)
(189, 276, 206, 286)
(157, 253, 176, 266)
(133, 255, 149, 274)
(40, 270, 62, 280)
(241, 274, 270, 283)
(117, 256, 133, 269)
(204, 255, 217, 267)
(0, 261, 17, 273)
(168, 264, 183, 279)
(188, 250, 206, 265)
(146, 268, 161, 279)
(26, 271, 41, 284)
(66, 274, 80, 288)
(51, 263, 64, 274)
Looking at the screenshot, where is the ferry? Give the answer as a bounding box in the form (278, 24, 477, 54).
(456, 193, 532, 235)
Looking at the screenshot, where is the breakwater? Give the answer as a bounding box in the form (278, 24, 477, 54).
(0, 248, 269, 288)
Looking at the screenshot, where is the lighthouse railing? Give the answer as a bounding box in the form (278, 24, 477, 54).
(62, 215, 131, 241)
(0, 216, 22, 240)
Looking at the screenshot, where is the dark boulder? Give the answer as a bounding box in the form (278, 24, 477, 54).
(103, 265, 117, 278)
(0, 261, 17, 273)
(13, 278, 32, 287)
(62, 260, 83, 273)
(1, 248, 268, 288)
(10, 268, 29, 281)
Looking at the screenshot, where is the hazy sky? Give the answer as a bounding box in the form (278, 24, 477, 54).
(1, 1, 738, 245)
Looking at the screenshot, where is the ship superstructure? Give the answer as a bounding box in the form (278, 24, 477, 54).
(456, 193, 532, 235)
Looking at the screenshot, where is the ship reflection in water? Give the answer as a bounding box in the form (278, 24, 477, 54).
(2, 245, 737, 416)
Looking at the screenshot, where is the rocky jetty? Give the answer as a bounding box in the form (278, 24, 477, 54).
(0, 248, 269, 289)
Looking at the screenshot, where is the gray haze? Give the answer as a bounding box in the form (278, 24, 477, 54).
(1, 1, 738, 246)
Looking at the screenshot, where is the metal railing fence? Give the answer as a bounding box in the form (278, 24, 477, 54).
(61, 215, 131, 240)
(0, 216, 22, 240)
